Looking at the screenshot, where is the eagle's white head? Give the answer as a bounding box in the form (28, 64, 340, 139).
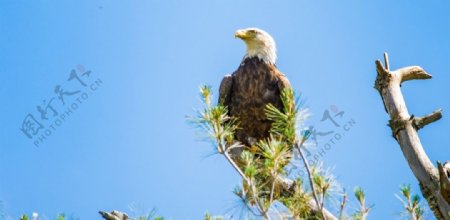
(235, 27, 277, 64)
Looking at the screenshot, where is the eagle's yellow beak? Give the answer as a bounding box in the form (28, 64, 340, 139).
(235, 30, 249, 39)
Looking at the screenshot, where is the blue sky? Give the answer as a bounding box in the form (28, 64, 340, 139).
(1, 0, 450, 219)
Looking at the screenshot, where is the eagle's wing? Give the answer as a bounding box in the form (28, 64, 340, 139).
(276, 71, 291, 91)
(219, 74, 233, 106)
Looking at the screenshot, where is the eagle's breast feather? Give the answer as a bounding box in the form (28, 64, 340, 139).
(219, 57, 291, 146)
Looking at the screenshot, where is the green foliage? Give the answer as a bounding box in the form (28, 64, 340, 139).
(190, 85, 239, 154)
(190, 86, 376, 219)
(204, 212, 223, 220)
(354, 187, 365, 206)
(352, 187, 372, 220)
(16, 212, 82, 220)
(265, 88, 298, 144)
(312, 167, 331, 197)
(55, 213, 80, 220)
(258, 136, 291, 175)
(191, 86, 336, 218)
(397, 184, 425, 220)
(279, 178, 315, 219)
(200, 85, 212, 107)
(128, 203, 159, 220)
(401, 184, 411, 199)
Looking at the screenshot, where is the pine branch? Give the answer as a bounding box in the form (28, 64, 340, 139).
(190, 86, 338, 220)
(295, 141, 326, 220)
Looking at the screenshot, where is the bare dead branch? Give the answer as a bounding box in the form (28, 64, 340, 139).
(438, 161, 450, 204)
(222, 150, 271, 219)
(374, 53, 450, 219)
(413, 109, 443, 130)
(295, 142, 326, 220)
(384, 52, 390, 71)
(395, 66, 432, 82)
(99, 210, 129, 220)
(224, 151, 249, 183)
(339, 193, 347, 220)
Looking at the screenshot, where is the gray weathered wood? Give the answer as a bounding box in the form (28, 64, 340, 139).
(99, 210, 129, 220)
(375, 53, 450, 220)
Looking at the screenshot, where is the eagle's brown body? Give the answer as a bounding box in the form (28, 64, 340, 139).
(219, 57, 291, 147)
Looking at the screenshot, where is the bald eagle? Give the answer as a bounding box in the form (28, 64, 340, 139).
(219, 28, 291, 149)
